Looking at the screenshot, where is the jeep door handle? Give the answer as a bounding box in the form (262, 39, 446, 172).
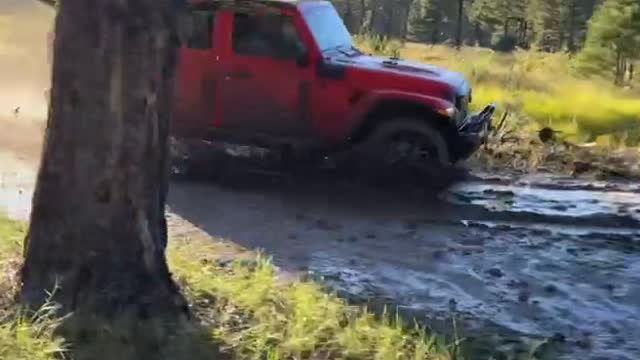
(224, 68, 252, 80)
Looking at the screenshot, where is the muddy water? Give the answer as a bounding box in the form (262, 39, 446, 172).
(303, 174, 640, 360)
(0, 152, 38, 221)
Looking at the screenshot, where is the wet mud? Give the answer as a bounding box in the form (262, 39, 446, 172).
(165, 168, 640, 360)
(305, 175, 640, 359)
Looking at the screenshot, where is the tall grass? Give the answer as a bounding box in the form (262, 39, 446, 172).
(0, 302, 67, 360)
(354, 37, 640, 144)
(0, 217, 66, 360)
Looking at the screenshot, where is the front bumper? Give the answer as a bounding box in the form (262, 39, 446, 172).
(450, 103, 497, 161)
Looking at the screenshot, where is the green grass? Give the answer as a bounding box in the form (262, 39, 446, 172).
(0, 303, 67, 360)
(0, 214, 463, 360)
(0, 219, 66, 360)
(169, 238, 456, 360)
(354, 37, 640, 145)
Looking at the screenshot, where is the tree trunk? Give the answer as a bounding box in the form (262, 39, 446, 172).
(455, 0, 464, 48)
(474, 22, 483, 46)
(402, 6, 411, 40)
(385, 6, 394, 36)
(566, 0, 577, 53)
(344, 0, 355, 33)
(614, 50, 624, 85)
(359, 0, 367, 33)
(20, 0, 186, 318)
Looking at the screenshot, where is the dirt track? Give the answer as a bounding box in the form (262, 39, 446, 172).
(2, 4, 640, 359)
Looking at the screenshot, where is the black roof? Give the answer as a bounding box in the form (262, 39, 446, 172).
(188, 0, 323, 11)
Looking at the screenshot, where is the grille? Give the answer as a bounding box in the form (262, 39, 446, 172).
(455, 94, 469, 121)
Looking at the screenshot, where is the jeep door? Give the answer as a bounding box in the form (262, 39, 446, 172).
(217, 9, 314, 141)
(173, 4, 218, 135)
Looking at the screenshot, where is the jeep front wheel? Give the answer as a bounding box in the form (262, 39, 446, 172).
(356, 118, 455, 186)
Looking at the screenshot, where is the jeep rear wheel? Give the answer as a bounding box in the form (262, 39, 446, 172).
(170, 137, 223, 182)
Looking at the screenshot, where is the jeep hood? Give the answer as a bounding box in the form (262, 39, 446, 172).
(347, 54, 468, 91)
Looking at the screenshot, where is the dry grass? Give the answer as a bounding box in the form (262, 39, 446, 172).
(466, 113, 640, 179)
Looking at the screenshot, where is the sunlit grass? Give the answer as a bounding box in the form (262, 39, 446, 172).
(0, 302, 67, 360)
(0, 217, 66, 360)
(168, 237, 456, 360)
(0, 216, 25, 308)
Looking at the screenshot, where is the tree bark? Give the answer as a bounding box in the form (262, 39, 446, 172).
(21, 0, 186, 318)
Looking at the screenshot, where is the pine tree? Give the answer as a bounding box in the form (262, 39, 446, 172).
(530, 0, 564, 51)
(468, 0, 530, 49)
(575, 0, 640, 84)
(407, 0, 443, 43)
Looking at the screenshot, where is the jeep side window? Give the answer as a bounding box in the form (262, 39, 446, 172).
(232, 13, 301, 59)
(182, 10, 214, 49)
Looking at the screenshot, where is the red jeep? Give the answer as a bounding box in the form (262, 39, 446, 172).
(173, 0, 496, 177)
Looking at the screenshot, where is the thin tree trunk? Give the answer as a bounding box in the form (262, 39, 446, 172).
(455, 0, 464, 48)
(519, 19, 527, 48)
(21, 0, 186, 317)
(431, 19, 440, 44)
(402, 6, 411, 40)
(614, 50, 624, 85)
(566, 0, 577, 53)
(385, 6, 394, 36)
(359, 0, 367, 33)
(474, 22, 483, 46)
(344, 0, 355, 32)
(369, 6, 378, 34)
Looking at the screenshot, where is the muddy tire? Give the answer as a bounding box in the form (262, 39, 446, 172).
(169, 138, 221, 182)
(353, 118, 462, 190)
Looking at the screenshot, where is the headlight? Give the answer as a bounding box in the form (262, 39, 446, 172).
(437, 107, 457, 118)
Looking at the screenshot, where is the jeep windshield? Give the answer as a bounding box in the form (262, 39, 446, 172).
(300, 2, 353, 52)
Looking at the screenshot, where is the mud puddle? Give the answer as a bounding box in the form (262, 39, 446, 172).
(304, 174, 640, 360)
(0, 152, 38, 221)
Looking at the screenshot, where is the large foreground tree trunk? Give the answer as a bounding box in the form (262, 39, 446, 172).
(21, 0, 185, 317)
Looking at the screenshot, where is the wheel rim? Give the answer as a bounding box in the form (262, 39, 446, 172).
(380, 133, 440, 170)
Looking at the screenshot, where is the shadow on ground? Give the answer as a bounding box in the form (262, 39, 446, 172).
(167, 170, 474, 274)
